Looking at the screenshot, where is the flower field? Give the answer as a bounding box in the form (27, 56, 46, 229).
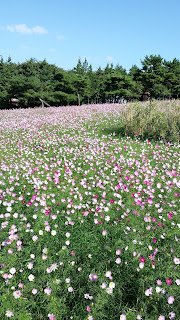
(0, 102, 179, 320)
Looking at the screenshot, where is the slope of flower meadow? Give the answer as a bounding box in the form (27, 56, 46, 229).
(0, 102, 180, 320)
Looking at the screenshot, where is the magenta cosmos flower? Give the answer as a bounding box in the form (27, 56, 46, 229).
(166, 278, 173, 285)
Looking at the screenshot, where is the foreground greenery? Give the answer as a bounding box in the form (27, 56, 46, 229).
(0, 101, 179, 319)
(0, 54, 180, 108)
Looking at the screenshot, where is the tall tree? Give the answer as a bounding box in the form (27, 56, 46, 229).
(140, 55, 168, 98)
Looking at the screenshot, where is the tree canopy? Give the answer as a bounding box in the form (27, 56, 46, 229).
(0, 54, 180, 108)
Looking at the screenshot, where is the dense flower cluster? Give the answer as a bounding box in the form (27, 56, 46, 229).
(0, 102, 179, 319)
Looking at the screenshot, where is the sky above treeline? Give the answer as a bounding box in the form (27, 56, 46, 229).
(0, 0, 180, 71)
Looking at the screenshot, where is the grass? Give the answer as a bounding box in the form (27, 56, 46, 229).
(0, 101, 179, 320)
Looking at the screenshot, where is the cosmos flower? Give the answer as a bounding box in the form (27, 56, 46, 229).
(28, 274, 35, 281)
(13, 290, 21, 299)
(9, 268, 16, 275)
(89, 273, 98, 281)
(166, 278, 173, 285)
(169, 311, 176, 319)
(48, 314, 56, 320)
(32, 289, 38, 295)
(5, 310, 14, 317)
(168, 296, 174, 304)
(44, 287, 52, 295)
(106, 287, 113, 294)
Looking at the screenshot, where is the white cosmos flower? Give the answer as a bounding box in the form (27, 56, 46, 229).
(66, 232, 71, 238)
(156, 286, 162, 293)
(173, 257, 180, 265)
(10, 268, 16, 274)
(139, 262, 144, 269)
(101, 282, 107, 289)
(27, 262, 33, 269)
(51, 230, 56, 236)
(106, 287, 113, 294)
(109, 282, 115, 288)
(28, 274, 35, 281)
(32, 235, 38, 242)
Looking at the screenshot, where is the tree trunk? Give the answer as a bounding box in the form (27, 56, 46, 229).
(78, 93, 80, 105)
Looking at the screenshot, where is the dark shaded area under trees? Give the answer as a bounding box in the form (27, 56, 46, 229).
(0, 54, 180, 109)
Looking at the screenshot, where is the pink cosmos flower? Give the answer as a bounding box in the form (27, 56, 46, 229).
(116, 258, 121, 264)
(167, 213, 173, 219)
(169, 311, 176, 319)
(45, 225, 51, 232)
(86, 306, 91, 312)
(168, 296, 174, 304)
(174, 193, 179, 197)
(147, 197, 153, 204)
(13, 290, 21, 299)
(89, 273, 98, 281)
(18, 283, 24, 288)
(44, 287, 52, 295)
(32, 289, 38, 295)
(48, 314, 56, 320)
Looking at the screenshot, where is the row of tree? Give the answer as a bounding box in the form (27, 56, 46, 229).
(0, 54, 180, 108)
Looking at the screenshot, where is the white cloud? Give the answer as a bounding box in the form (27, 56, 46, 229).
(49, 48, 56, 52)
(106, 56, 113, 62)
(6, 24, 48, 34)
(57, 34, 65, 40)
(21, 45, 35, 50)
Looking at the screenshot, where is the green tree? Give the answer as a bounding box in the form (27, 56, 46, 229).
(140, 54, 168, 98)
(164, 58, 180, 98)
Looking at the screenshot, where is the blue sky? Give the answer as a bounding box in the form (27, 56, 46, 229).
(0, 0, 180, 71)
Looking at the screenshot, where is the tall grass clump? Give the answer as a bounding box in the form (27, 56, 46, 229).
(123, 100, 180, 142)
(0, 102, 179, 320)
